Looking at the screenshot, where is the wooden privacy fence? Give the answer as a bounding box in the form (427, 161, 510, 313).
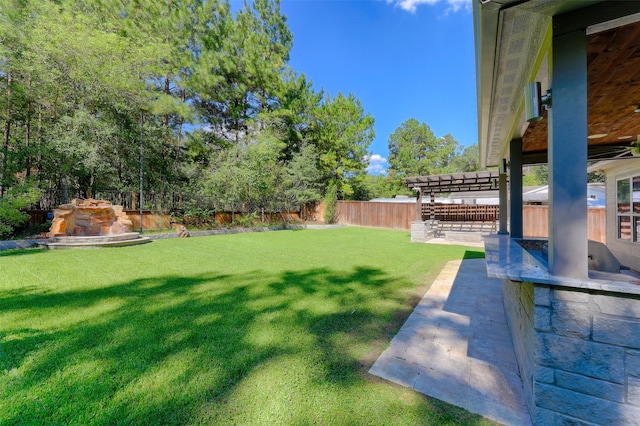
(336, 201, 416, 230)
(336, 202, 499, 230)
(522, 205, 606, 243)
(335, 201, 607, 243)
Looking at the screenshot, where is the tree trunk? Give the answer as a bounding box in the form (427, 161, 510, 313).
(36, 105, 42, 177)
(2, 72, 12, 197)
(161, 76, 170, 162)
(25, 79, 32, 178)
(61, 175, 69, 204)
(174, 89, 185, 174)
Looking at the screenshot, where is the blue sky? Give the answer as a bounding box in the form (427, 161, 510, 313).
(279, 0, 478, 174)
(230, 0, 478, 174)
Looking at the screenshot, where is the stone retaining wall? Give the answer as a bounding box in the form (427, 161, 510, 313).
(503, 279, 640, 425)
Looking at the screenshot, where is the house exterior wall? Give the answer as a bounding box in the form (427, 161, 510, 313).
(604, 159, 640, 269)
(502, 277, 640, 425)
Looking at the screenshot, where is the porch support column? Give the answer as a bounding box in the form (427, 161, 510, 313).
(548, 28, 588, 278)
(509, 138, 523, 238)
(415, 188, 422, 222)
(498, 163, 509, 235)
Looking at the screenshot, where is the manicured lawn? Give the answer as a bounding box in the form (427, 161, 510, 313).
(0, 227, 492, 425)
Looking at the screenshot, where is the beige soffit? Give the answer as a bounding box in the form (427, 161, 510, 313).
(475, 0, 603, 168)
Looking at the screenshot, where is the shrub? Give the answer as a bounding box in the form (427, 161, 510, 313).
(323, 181, 338, 224)
(0, 184, 42, 237)
(233, 212, 259, 228)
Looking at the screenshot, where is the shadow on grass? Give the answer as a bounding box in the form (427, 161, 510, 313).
(0, 247, 45, 258)
(463, 249, 485, 260)
(0, 265, 493, 425)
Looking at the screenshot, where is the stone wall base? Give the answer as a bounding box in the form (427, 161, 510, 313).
(410, 221, 435, 242)
(503, 278, 640, 425)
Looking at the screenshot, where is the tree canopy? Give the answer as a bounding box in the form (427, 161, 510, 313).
(387, 118, 476, 178)
(370, 118, 480, 200)
(0, 0, 377, 224)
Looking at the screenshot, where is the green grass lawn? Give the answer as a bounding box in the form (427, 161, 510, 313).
(0, 227, 493, 425)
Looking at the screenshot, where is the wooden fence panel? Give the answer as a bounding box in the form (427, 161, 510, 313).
(336, 201, 415, 230)
(588, 208, 606, 243)
(522, 205, 606, 243)
(335, 202, 607, 244)
(523, 205, 548, 238)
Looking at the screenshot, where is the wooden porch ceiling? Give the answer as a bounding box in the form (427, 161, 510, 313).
(523, 20, 640, 164)
(405, 171, 501, 194)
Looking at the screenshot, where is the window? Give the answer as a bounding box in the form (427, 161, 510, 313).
(617, 176, 640, 242)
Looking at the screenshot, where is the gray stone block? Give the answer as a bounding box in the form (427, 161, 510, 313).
(537, 334, 625, 384)
(537, 383, 640, 425)
(535, 306, 552, 332)
(628, 376, 640, 406)
(551, 304, 591, 339)
(535, 365, 555, 384)
(534, 284, 551, 307)
(626, 350, 640, 377)
(533, 407, 556, 426)
(555, 370, 625, 402)
(535, 407, 600, 426)
(548, 412, 599, 426)
(410, 221, 435, 243)
(593, 317, 640, 348)
(593, 294, 640, 319)
(553, 288, 590, 304)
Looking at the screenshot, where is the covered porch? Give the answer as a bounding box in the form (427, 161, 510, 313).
(476, 1, 640, 424)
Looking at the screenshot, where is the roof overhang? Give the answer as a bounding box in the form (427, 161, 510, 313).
(474, 0, 640, 168)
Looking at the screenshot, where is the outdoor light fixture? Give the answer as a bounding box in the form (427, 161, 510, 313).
(499, 158, 508, 174)
(525, 82, 552, 122)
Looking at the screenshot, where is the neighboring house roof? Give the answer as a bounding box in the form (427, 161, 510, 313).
(369, 197, 457, 204)
(369, 197, 416, 203)
(522, 183, 606, 206)
(454, 190, 499, 199)
(588, 157, 640, 173)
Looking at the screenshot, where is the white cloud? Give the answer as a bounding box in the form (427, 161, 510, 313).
(364, 154, 388, 175)
(388, 0, 471, 13)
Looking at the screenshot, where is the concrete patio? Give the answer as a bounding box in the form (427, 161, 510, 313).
(369, 258, 531, 425)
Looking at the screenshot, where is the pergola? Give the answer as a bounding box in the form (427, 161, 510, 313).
(405, 171, 507, 233)
(405, 171, 500, 193)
